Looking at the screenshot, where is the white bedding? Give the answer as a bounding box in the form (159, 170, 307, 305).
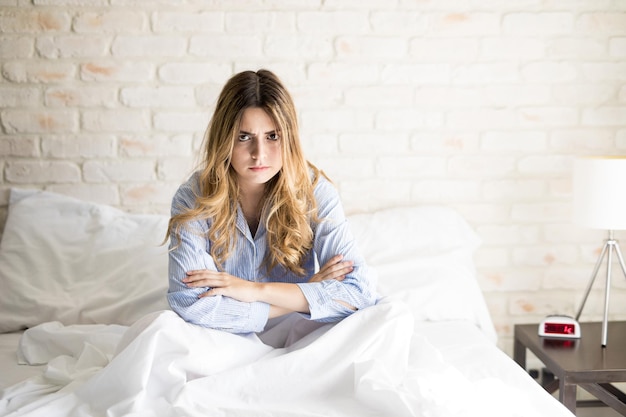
(0, 333, 44, 389)
(0, 189, 573, 416)
(1, 302, 573, 417)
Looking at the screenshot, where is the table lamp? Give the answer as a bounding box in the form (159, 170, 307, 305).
(573, 155, 626, 347)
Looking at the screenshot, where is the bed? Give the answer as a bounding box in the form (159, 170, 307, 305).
(0, 188, 574, 417)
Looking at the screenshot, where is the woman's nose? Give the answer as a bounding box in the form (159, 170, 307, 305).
(251, 139, 264, 159)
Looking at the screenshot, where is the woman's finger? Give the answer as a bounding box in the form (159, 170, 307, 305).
(318, 255, 343, 272)
(199, 288, 219, 298)
(322, 261, 353, 277)
(331, 264, 354, 281)
(183, 270, 225, 284)
(309, 256, 354, 282)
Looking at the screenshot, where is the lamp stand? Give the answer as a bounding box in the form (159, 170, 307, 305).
(575, 230, 626, 347)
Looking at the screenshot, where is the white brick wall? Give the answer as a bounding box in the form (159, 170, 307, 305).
(1, 0, 626, 357)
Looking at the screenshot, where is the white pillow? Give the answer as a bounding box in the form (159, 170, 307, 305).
(0, 189, 170, 333)
(348, 206, 496, 342)
(348, 205, 481, 267)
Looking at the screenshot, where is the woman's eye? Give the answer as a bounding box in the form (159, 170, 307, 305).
(267, 133, 279, 141)
(238, 134, 251, 142)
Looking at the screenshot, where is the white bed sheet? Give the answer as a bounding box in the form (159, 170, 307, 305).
(0, 301, 574, 417)
(412, 321, 573, 416)
(0, 333, 44, 389)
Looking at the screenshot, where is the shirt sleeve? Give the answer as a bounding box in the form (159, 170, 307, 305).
(296, 176, 378, 322)
(166, 176, 270, 334)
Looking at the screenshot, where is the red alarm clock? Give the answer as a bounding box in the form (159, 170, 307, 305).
(538, 315, 581, 339)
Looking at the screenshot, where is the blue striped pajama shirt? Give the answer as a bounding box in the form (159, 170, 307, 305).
(166, 171, 378, 334)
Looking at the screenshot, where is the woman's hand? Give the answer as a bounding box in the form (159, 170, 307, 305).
(183, 270, 258, 302)
(309, 255, 354, 283)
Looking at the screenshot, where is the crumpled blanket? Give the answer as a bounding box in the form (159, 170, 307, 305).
(0, 299, 557, 417)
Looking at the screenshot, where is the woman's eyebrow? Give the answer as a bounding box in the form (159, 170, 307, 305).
(239, 130, 277, 136)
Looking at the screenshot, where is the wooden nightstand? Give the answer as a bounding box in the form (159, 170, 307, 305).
(514, 321, 626, 416)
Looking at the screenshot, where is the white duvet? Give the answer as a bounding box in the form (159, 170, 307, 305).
(0, 299, 568, 417)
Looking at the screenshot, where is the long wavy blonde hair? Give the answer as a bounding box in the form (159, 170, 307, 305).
(167, 69, 322, 276)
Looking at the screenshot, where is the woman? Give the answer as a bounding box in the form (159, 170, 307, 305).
(166, 69, 377, 335)
(0, 71, 386, 416)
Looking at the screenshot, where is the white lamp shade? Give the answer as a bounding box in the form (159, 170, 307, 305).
(573, 156, 626, 230)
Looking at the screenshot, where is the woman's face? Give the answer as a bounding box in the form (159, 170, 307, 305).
(231, 107, 283, 192)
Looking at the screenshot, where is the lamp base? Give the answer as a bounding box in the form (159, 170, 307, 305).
(575, 230, 626, 347)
